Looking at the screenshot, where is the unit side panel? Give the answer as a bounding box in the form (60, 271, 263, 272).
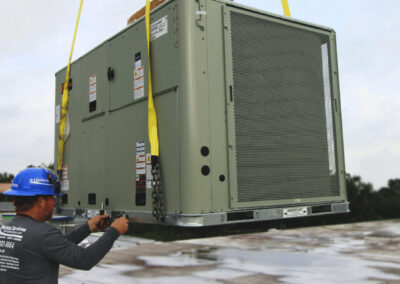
(107, 1, 178, 111)
(104, 90, 180, 212)
(79, 46, 107, 120)
(105, 101, 147, 210)
(105, 1, 181, 212)
(150, 1, 179, 94)
(155, 90, 181, 213)
(176, 0, 213, 214)
(75, 116, 106, 208)
(106, 27, 146, 111)
(206, 0, 230, 212)
(77, 46, 107, 208)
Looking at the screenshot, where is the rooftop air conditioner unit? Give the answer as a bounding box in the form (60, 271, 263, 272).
(54, 0, 348, 226)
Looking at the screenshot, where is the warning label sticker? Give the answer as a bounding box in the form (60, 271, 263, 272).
(134, 52, 144, 100)
(136, 142, 146, 187)
(89, 75, 97, 102)
(151, 15, 168, 41)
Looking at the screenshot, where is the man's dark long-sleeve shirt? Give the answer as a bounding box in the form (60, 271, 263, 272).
(0, 215, 120, 283)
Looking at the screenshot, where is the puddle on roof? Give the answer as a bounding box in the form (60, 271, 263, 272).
(60, 245, 400, 284)
(206, 247, 400, 284)
(60, 221, 400, 283)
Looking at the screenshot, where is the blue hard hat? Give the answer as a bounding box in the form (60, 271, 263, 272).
(3, 168, 60, 196)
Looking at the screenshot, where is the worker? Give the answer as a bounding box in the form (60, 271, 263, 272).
(0, 167, 129, 283)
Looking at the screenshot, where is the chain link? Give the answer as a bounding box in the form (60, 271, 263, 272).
(151, 160, 165, 222)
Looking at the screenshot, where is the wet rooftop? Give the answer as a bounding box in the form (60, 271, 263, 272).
(59, 219, 400, 283)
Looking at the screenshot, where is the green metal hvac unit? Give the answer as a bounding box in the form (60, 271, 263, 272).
(54, 0, 348, 226)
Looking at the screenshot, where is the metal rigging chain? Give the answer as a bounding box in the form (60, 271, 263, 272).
(151, 158, 165, 222)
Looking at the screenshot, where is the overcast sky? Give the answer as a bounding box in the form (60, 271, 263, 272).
(0, 0, 398, 189)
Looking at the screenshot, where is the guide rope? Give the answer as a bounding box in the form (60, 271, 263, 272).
(57, 0, 84, 174)
(145, 0, 165, 222)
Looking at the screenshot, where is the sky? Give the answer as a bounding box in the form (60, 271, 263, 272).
(0, 0, 398, 190)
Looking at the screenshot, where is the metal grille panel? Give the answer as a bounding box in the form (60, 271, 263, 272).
(230, 12, 340, 202)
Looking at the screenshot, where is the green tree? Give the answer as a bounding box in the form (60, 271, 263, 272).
(0, 172, 15, 183)
(373, 179, 400, 219)
(345, 174, 380, 222)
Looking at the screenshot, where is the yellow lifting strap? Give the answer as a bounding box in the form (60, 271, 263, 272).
(281, 0, 291, 17)
(57, 0, 84, 172)
(145, 0, 160, 157)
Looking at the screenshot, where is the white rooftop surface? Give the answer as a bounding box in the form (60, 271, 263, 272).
(59, 219, 400, 283)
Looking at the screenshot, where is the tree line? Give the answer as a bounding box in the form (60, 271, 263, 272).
(0, 164, 54, 183)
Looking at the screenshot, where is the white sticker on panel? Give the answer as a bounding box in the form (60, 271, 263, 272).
(135, 59, 142, 70)
(283, 206, 308, 218)
(60, 166, 69, 192)
(55, 105, 60, 124)
(151, 15, 168, 41)
(146, 153, 152, 189)
(89, 75, 97, 102)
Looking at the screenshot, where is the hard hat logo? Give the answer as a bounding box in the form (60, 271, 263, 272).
(29, 178, 50, 186)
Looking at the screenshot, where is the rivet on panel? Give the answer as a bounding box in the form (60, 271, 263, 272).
(201, 146, 209, 156)
(201, 165, 210, 176)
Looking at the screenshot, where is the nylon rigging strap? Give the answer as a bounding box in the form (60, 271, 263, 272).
(57, 0, 84, 173)
(281, 0, 291, 17)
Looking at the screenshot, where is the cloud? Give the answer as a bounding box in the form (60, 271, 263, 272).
(342, 87, 400, 188)
(0, 0, 143, 174)
(0, 0, 399, 191)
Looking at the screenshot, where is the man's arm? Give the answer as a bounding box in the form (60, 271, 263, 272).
(63, 215, 109, 244)
(41, 217, 129, 270)
(63, 223, 91, 244)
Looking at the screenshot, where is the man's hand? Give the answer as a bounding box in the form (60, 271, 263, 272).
(88, 214, 110, 232)
(110, 217, 129, 235)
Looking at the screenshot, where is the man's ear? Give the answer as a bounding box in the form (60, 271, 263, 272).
(37, 196, 46, 208)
